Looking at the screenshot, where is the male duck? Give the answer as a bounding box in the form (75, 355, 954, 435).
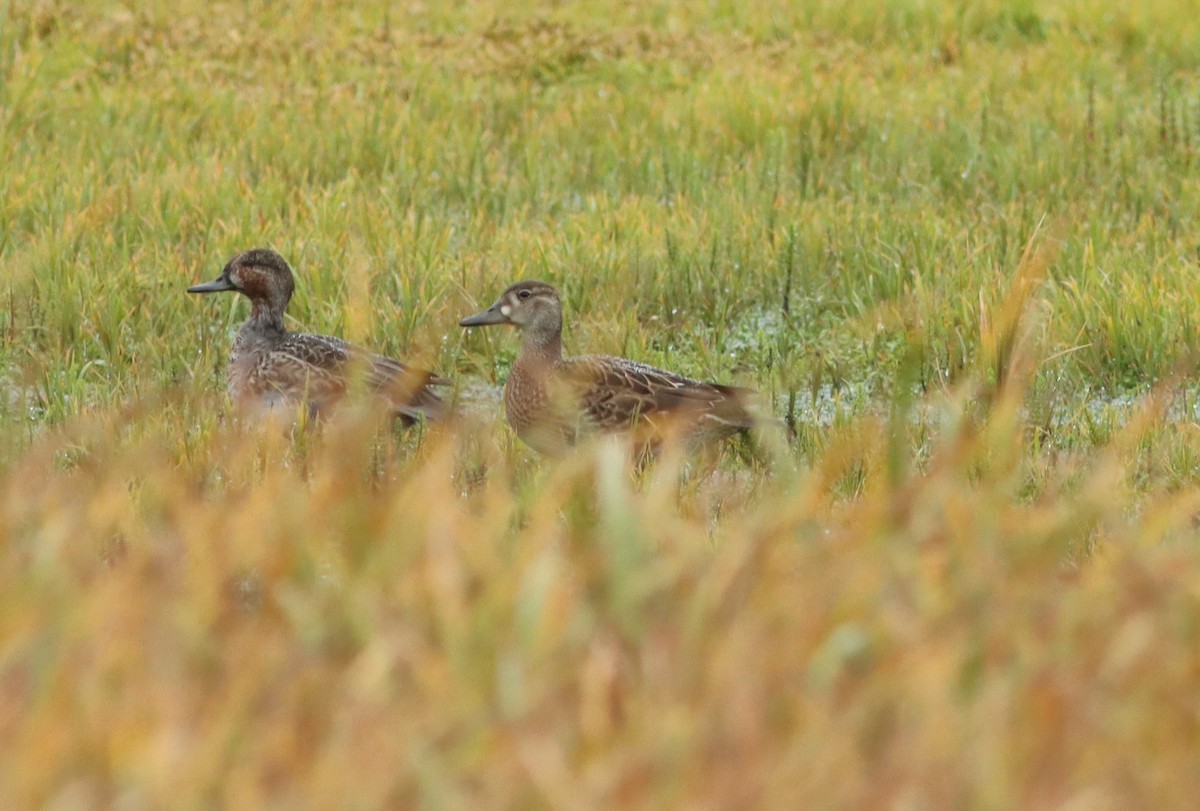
(460, 281, 760, 455)
(189, 249, 447, 423)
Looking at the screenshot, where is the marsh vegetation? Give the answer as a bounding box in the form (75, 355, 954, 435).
(3, 1, 1200, 807)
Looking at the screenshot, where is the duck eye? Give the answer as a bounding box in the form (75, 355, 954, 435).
(517, 289, 532, 300)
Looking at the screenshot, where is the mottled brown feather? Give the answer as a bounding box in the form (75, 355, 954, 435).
(194, 249, 447, 423)
(461, 281, 761, 455)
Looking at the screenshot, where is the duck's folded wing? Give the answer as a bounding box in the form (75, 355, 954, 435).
(561, 355, 757, 432)
(248, 334, 351, 408)
(264, 333, 447, 422)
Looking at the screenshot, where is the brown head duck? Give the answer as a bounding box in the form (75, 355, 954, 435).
(189, 249, 447, 423)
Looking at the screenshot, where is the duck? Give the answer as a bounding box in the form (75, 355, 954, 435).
(188, 248, 447, 423)
(459, 280, 761, 455)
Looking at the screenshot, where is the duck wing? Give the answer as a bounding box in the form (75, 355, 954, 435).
(260, 332, 448, 422)
(559, 355, 757, 434)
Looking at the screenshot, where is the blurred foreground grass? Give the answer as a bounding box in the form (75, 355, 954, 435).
(6, 355, 1200, 808)
(5, 0, 1200, 808)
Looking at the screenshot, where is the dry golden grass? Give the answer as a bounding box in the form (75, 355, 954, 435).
(5, 284, 1200, 807)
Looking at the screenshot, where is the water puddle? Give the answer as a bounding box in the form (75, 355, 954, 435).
(453, 375, 504, 418)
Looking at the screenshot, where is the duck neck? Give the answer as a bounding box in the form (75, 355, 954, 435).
(237, 299, 287, 349)
(248, 298, 287, 336)
(519, 322, 563, 366)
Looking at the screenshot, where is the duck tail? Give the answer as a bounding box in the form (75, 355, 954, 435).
(390, 371, 451, 424)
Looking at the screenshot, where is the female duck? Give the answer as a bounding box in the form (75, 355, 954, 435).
(460, 281, 760, 455)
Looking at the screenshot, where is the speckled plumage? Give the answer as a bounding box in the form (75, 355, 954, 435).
(460, 280, 759, 455)
(190, 249, 446, 423)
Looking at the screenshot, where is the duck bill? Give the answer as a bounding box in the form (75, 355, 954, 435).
(187, 276, 236, 294)
(459, 306, 509, 327)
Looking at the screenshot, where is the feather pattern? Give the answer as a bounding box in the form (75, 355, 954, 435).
(192, 249, 446, 423)
(460, 280, 760, 455)
(563, 354, 757, 434)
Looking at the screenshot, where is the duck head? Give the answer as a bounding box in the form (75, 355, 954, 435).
(460, 281, 562, 338)
(188, 249, 296, 315)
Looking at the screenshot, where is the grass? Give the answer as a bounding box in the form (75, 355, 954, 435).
(4, 0, 1200, 807)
